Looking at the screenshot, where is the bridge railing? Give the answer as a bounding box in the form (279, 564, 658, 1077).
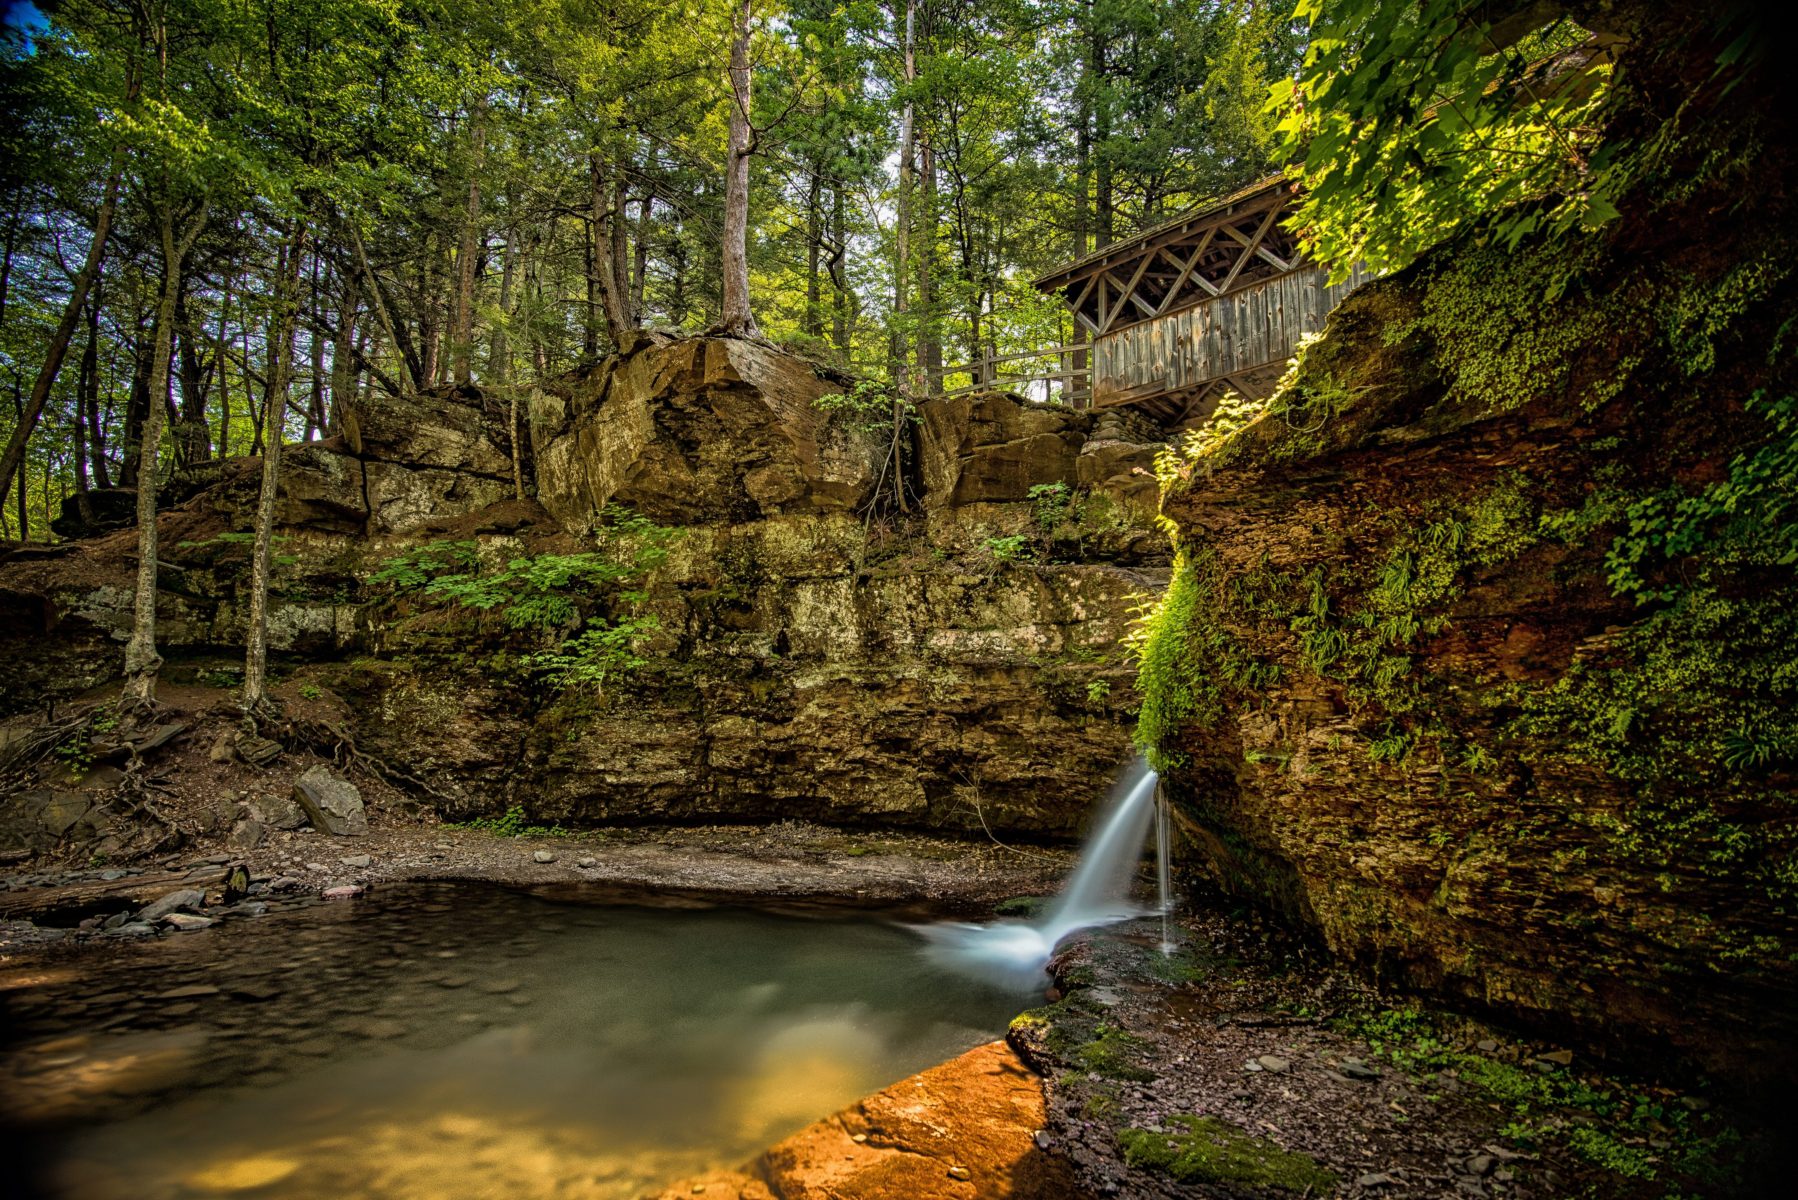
(917, 343, 1093, 408)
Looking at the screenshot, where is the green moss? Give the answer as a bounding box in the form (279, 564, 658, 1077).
(1073, 1021, 1157, 1082)
(1119, 1116, 1336, 1192)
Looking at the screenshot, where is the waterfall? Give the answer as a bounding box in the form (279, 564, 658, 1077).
(916, 757, 1163, 988)
(1155, 783, 1175, 955)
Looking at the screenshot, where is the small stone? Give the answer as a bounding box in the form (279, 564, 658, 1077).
(340, 854, 372, 868)
(1256, 1054, 1291, 1073)
(323, 885, 364, 899)
(532, 850, 556, 864)
(98, 869, 126, 881)
(235, 731, 285, 768)
(306, 862, 329, 872)
(437, 975, 473, 989)
(692, 1187, 707, 1195)
(1537, 1049, 1573, 1066)
(231, 982, 281, 1002)
(1475, 1039, 1499, 1053)
(162, 913, 215, 931)
(1339, 1059, 1381, 1081)
(946, 1166, 972, 1182)
(577, 856, 598, 868)
(434, 842, 454, 850)
(1468, 1155, 1495, 1176)
(1243, 1060, 1264, 1072)
(851, 1133, 868, 1144)
(102, 911, 131, 930)
(1033, 1130, 1052, 1150)
(1357, 1173, 1395, 1188)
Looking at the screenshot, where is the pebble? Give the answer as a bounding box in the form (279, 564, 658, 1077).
(1475, 1039, 1499, 1053)
(231, 982, 282, 1002)
(1338, 1058, 1381, 1081)
(577, 857, 598, 868)
(306, 863, 329, 872)
(1033, 1130, 1052, 1150)
(532, 850, 556, 864)
(946, 1166, 971, 1181)
(1467, 1154, 1495, 1176)
(340, 855, 373, 868)
(1256, 1054, 1291, 1073)
(1357, 1172, 1395, 1188)
(851, 1133, 868, 1144)
(323, 885, 364, 899)
(1536, 1048, 1573, 1066)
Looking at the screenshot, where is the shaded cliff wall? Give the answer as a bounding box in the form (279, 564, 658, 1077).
(1135, 4, 1796, 1075)
(1, 337, 1167, 836)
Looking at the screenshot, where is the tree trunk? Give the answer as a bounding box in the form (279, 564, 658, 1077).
(804, 168, 823, 339)
(347, 219, 422, 391)
(242, 218, 308, 713)
(122, 200, 206, 713)
(214, 266, 235, 460)
(491, 222, 516, 383)
(0, 157, 124, 503)
(718, 0, 759, 338)
(918, 137, 941, 393)
(9, 383, 26, 541)
(452, 100, 486, 385)
(1091, 19, 1114, 249)
(829, 183, 849, 354)
(894, 0, 917, 390)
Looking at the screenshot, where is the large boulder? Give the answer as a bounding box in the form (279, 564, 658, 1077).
(291, 765, 368, 836)
(532, 337, 880, 531)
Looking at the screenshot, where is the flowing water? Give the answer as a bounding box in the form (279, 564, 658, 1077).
(0, 883, 1030, 1200)
(918, 757, 1162, 986)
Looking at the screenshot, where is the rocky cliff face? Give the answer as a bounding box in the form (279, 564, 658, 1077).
(1134, 8, 1798, 1078)
(1, 337, 1166, 837)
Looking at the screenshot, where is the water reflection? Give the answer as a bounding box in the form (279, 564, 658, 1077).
(1, 883, 1028, 1199)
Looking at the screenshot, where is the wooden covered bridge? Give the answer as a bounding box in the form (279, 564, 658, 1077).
(930, 175, 1371, 429)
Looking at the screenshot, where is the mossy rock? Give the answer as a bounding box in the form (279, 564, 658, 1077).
(1120, 1116, 1337, 1193)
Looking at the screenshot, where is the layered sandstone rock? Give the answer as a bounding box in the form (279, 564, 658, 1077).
(1, 337, 1165, 836)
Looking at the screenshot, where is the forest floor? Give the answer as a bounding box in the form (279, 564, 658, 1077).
(1010, 912, 1766, 1200)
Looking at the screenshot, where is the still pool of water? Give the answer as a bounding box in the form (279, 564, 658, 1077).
(0, 883, 1036, 1200)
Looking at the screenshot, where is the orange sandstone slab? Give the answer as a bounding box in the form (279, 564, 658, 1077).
(649, 1040, 1082, 1200)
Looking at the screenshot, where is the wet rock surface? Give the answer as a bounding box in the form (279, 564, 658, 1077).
(653, 1040, 1082, 1200)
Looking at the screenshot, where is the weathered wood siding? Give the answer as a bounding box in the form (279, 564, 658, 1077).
(1091, 263, 1372, 405)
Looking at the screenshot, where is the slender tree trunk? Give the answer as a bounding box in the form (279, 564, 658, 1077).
(491, 223, 516, 383)
(611, 172, 634, 329)
(0, 158, 124, 503)
(718, 0, 759, 338)
(829, 183, 849, 354)
(589, 156, 635, 344)
(918, 138, 941, 393)
(894, 0, 916, 393)
(214, 266, 235, 460)
(119, 315, 153, 486)
(9, 383, 26, 541)
(804, 168, 823, 339)
(1091, 20, 1114, 249)
(632, 193, 651, 320)
(347, 219, 422, 391)
(75, 294, 99, 496)
(243, 218, 308, 712)
(331, 269, 358, 432)
(452, 100, 486, 385)
(123, 200, 206, 713)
